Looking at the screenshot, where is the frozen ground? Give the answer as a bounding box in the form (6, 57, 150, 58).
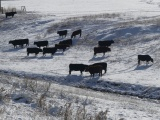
(0, 0, 160, 119)
(2, 0, 160, 17)
(0, 12, 160, 99)
(0, 73, 160, 120)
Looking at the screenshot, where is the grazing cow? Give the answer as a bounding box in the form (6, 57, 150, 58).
(55, 44, 70, 52)
(94, 47, 111, 56)
(43, 47, 57, 56)
(85, 65, 103, 77)
(98, 40, 114, 47)
(27, 47, 42, 56)
(138, 55, 153, 65)
(59, 39, 72, 46)
(9, 39, 29, 48)
(34, 41, 48, 48)
(57, 30, 67, 38)
(69, 64, 88, 74)
(71, 29, 82, 38)
(92, 62, 107, 73)
(5, 12, 17, 18)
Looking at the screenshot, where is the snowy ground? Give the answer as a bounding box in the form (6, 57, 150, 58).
(0, 73, 160, 120)
(0, 0, 160, 119)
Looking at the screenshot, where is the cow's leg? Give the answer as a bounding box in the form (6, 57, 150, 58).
(105, 68, 107, 73)
(99, 72, 101, 76)
(146, 61, 149, 65)
(90, 74, 92, 78)
(94, 52, 96, 56)
(69, 70, 71, 74)
(27, 52, 29, 56)
(80, 71, 83, 75)
(138, 60, 140, 65)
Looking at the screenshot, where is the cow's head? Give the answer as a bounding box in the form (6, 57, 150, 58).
(9, 40, 13, 44)
(111, 40, 115, 43)
(85, 65, 91, 72)
(34, 42, 37, 45)
(151, 58, 154, 63)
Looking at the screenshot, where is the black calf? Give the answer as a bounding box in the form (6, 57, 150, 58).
(57, 30, 67, 38)
(27, 47, 42, 56)
(5, 12, 17, 18)
(43, 47, 57, 56)
(34, 41, 48, 48)
(138, 55, 153, 65)
(71, 29, 82, 38)
(98, 40, 114, 47)
(9, 39, 29, 48)
(69, 64, 88, 74)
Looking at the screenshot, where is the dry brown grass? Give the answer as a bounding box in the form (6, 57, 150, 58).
(47, 13, 121, 34)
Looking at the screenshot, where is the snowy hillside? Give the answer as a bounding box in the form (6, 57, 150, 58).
(0, 0, 160, 119)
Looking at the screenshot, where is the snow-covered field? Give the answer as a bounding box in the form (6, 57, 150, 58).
(1, 0, 160, 119)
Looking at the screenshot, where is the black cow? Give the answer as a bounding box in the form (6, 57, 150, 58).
(27, 47, 42, 56)
(9, 39, 29, 48)
(43, 47, 57, 56)
(71, 29, 82, 38)
(57, 30, 67, 38)
(59, 39, 72, 46)
(92, 62, 107, 73)
(55, 44, 70, 52)
(94, 47, 111, 56)
(69, 64, 88, 74)
(34, 41, 48, 48)
(5, 12, 17, 18)
(85, 65, 103, 77)
(98, 40, 114, 47)
(138, 55, 153, 65)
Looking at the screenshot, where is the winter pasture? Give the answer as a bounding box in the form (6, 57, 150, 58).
(0, 0, 160, 119)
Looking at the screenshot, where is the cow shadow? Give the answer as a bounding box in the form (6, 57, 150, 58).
(3, 47, 24, 52)
(38, 56, 53, 59)
(54, 52, 64, 56)
(65, 74, 100, 84)
(21, 56, 37, 60)
(89, 55, 109, 61)
(50, 38, 64, 44)
(65, 74, 86, 84)
(134, 64, 153, 70)
(72, 38, 81, 45)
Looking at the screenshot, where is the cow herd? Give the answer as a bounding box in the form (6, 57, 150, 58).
(8, 29, 80, 56)
(8, 29, 154, 78)
(69, 40, 114, 77)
